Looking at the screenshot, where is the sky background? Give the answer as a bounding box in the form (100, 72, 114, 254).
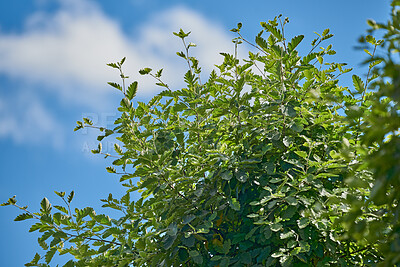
(0, 0, 390, 266)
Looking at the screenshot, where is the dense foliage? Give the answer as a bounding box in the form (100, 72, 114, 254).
(340, 2, 400, 265)
(2, 2, 399, 266)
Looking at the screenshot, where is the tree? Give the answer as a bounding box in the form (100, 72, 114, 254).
(1, 2, 398, 266)
(339, 1, 400, 265)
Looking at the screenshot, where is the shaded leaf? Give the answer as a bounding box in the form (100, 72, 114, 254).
(288, 35, 304, 53)
(45, 248, 57, 264)
(67, 191, 74, 204)
(40, 198, 51, 214)
(14, 213, 33, 221)
(127, 81, 138, 100)
(352, 75, 365, 93)
(298, 217, 310, 229)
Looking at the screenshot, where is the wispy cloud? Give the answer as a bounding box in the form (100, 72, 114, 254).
(0, 0, 233, 104)
(0, 0, 234, 147)
(0, 91, 64, 148)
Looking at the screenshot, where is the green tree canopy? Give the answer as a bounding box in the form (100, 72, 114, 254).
(2, 2, 399, 266)
(340, 1, 400, 264)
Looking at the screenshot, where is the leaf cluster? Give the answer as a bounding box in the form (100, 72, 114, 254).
(339, 2, 400, 265)
(3, 6, 400, 266)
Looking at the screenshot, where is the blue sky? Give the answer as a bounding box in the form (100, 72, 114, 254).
(0, 0, 390, 266)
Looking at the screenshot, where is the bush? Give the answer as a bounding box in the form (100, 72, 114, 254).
(2, 3, 399, 266)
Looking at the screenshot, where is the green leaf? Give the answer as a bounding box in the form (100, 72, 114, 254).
(301, 52, 318, 64)
(122, 97, 131, 109)
(95, 214, 112, 226)
(67, 191, 74, 204)
(288, 35, 304, 53)
(189, 250, 199, 258)
(40, 198, 51, 214)
(54, 205, 68, 214)
(282, 206, 297, 219)
(282, 105, 296, 117)
(38, 236, 49, 250)
(139, 68, 152, 75)
(272, 251, 284, 258)
(211, 255, 222, 261)
(106, 166, 116, 173)
(98, 244, 113, 253)
(176, 51, 186, 59)
(352, 75, 365, 93)
(108, 82, 122, 91)
(222, 239, 231, 254)
(297, 217, 310, 229)
(102, 227, 121, 238)
(240, 252, 252, 264)
(0, 200, 11, 206)
(62, 260, 75, 267)
(114, 143, 123, 155)
(182, 214, 196, 224)
(9, 196, 17, 205)
(92, 143, 102, 154)
(364, 49, 372, 57)
(26, 253, 41, 266)
(322, 33, 334, 40)
(106, 62, 119, 69)
(14, 213, 33, 221)
(255, 34, 269, 50)
(83, 118, 93, 127)
(260, 22, 283, 40)
(45, 247, 57, 264)
(294, 151, 307, 159)
(120, 57, 126, 65)
(53, 231, 67, 239)
(263, 226, 272, 239)
(189, 250, 203, 264)
(229, 198, 241, 211)
(155, 68, 163, 78)
(50, 237, 61, 247)
(173, 29, 191, 38)
(167, 222, 178, 236)
(317, 56, 323, 64)
(163, 234, 177, 250)
(280, 230, 294, 239)
(369, 58, 383, 69)
(54, 191, 65, 198)
(322, 28, 330, 36)
(127, 81, 138, 100)
(365, 35, 376, 45)
(235, 170, 248, 183)
(299, 241, 310, 252)
(271, 223, 282, 232)
(92, 225, 105, 232)
(287, 240, 297, 249)
(135, 238, 146, 250)
(178, 248, 189, 261)
(245, 226, 258, 240)
(29, 223, 43, 232)
(221, 170, 232, 181)
(285, 196, 298, 206)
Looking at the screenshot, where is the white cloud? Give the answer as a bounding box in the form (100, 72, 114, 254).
(138, 6, 235, 74)
(0, 92, 64, 148)
(0, 2, 135, 107)
(0, 1, 234, 106)
(0, 0, 234, 147)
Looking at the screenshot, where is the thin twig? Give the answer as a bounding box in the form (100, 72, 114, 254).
(12, 203, 122, 246)
(237, 33, 268, 56)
